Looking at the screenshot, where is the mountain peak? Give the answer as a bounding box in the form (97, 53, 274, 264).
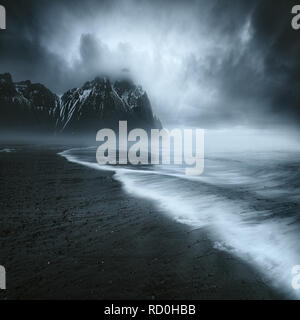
(0, 73, 12, 84)
(0, 73, 162, 137)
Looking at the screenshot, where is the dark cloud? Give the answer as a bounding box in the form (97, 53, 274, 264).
(0, 0, 299, 128)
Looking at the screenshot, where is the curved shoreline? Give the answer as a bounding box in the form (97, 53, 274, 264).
(0, 144, 286, 299)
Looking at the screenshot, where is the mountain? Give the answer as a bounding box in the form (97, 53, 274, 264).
(0, 73, 162, 138)
(0, 73, 60, 134)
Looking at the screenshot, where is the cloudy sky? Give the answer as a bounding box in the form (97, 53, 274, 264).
(0, 0, 299, 128)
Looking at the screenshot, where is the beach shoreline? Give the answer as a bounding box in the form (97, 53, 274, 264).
(0, 145, 284, 299)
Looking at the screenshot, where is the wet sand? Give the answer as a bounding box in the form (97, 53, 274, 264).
(0, 145, 284, 299)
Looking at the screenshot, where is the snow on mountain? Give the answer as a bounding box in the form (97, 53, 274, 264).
(0, 73, 162, 136)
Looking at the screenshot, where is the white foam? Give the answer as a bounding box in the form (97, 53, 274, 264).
(59, 147, 300, 299)
(0, 148, 16, 153)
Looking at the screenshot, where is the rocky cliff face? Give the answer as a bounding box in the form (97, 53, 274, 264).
(0, 73, 60, 133)
(0, 73, 162, 137)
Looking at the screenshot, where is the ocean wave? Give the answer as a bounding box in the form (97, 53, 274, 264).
(59, 146, 300, 299)
(0, 148, 16, 153)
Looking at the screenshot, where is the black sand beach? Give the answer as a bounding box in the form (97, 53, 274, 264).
(0, 145, 283, 299)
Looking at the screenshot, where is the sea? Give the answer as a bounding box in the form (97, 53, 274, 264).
(59, 129, 300, 298)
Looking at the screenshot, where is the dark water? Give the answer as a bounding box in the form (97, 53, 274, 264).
(59, 146, 300, 298)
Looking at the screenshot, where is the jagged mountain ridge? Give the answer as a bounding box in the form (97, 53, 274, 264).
(0, 73, 60, 133)
(0, 73, 162, 136)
